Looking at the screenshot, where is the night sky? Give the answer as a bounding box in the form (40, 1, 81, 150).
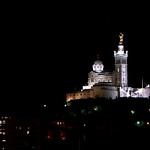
(1, 4, 150, 109)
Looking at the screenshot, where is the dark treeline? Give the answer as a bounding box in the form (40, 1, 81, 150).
(1, 97, 150, 149)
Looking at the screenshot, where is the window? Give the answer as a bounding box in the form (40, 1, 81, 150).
(122, 59, 126, 64)
(116, 60, 120, 64)
(117, 68, 119, 72)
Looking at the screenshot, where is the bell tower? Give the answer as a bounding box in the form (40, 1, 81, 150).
(114, 32, 128, 87)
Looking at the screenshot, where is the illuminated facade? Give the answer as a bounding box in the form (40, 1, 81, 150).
(66, 33, 150, 102)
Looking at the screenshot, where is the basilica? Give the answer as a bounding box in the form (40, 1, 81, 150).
(66, 33, 150, 102)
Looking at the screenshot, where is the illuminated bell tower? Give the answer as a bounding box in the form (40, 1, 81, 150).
(114, 32, 128, 87)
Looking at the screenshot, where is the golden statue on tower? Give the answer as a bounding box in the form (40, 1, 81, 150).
(119, 32, 124, 44)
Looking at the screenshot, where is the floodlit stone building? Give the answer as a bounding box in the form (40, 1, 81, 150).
(66, 33, 150, 102)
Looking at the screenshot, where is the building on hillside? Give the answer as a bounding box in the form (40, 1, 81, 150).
(66, 33, 150, 102)
(0, 116, 10, 150)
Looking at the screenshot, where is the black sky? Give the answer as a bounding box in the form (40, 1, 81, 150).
(1, 4, 150, 108)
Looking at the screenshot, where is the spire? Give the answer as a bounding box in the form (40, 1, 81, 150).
(114, 32, 128, 56)
(119, 32, 124, 44)
(117, 32, 125, 53)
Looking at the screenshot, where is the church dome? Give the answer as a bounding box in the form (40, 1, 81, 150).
(92, 59, 104, 73)
(94, 60, 103, 65)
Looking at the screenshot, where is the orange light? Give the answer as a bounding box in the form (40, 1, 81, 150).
(48, 136, 51, 139)
(147, 122, 149, 125)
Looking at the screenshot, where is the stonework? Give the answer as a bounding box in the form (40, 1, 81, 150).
(66, 33, 150, 102)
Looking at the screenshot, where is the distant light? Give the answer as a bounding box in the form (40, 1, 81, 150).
(61, 137, 66, 140)
(147, 122, 150, 125)
(135, 121, 144, 127)
(44, 104, 47, 108)
(93, 106, 102, 112)
(27, 131, 30, 135)
(137, 121, 140, 125)
(48, 135, 51, 139)
(149, 109, 150, 111)
(84, 124, 86, 127)
(131, 110, 135, 115)
(2, 140, 6, 142)
(94, 108, 97, 111)
(64, 104, 67, 107)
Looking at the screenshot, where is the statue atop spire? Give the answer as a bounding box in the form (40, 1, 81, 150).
(119, 32, 124, 44)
